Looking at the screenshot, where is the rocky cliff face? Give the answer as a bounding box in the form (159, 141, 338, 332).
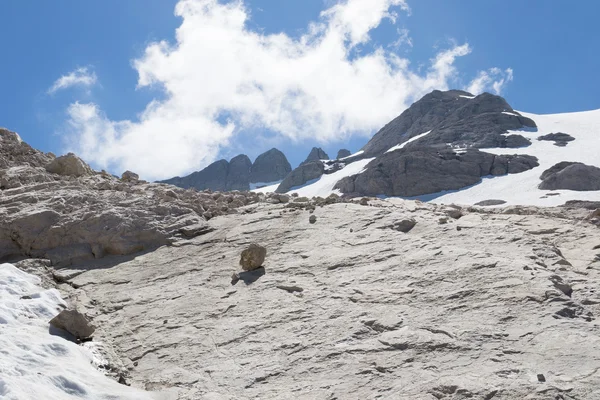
(0, 129, 263, 266)
(335, 148, 539, 197)
(360, 90, 536, 157)
(249, 148, 292, 184)
(162, 148, 292, 191)
(301, 147, 330, 165)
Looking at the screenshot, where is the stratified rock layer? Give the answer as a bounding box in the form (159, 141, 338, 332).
(51, 199, 600, 399)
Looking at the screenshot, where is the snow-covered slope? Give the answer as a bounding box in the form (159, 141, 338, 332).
(0, 263, 162, 400)
(258, 108, 600, 206)
(433, 109, 600, 206)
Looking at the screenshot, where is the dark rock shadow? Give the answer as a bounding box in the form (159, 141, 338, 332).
(233, 267, 266, 286)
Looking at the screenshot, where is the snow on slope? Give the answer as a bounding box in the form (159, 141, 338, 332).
(283, 158, 375, 197)
(0, 263, 163, 400)
(433, 109, 600, 206)
(385, 130, 432, 153)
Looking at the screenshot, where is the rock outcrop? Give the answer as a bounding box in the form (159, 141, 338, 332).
(38, 198, 600, 399)
(49, 309, 96, 340)
(539, 162, 600, 191)
(0, 133, 268, 265)
(161, 148, 292, 191)
(45, 153, 94, 177)
(276, 161, 325, 193)
(538, 132, 575, 147)
(226, 154, 252, 191)
(336, 149, 351, 159)
(160, 159, 230, 191)
(360, 90, 536, 156)
(335, 148, 539, 197)
(301, 147, 329, 165)
(250, 148, 292, 184)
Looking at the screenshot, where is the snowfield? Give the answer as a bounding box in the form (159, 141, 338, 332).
(434, 108, 600, 206)
(0, 263, 162, 400)
(262, 108, 600, 206)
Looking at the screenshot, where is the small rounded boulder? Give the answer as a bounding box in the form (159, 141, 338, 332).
(239, 243, 267, 271)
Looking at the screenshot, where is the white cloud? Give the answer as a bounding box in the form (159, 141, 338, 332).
(63, 0, 511, 180)
(48, 67, 98, 94)
(467, 67, 514, 95)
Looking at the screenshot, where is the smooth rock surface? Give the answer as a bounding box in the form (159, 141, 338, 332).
(45, 199, 600, 399)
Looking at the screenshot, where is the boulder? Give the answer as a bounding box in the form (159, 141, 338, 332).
(538, 132, 575, 147)
(49, 309, 95, 339)
(226, 155, 252, 191)
(309, 215, 317, 224)
(239, 244, 267, 271)
(539, 162, 600, 191)
(45, 153, 93, 177)
(121, 170, 139, 182)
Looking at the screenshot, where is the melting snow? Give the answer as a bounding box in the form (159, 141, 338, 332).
(385, 130, 432, 153)
(433, 109, 600, 206)
(0, 263, 161, 400)
(249, 180, 282, 190)
(339, 150, 364, 160)
(286, 158, 375, 197)
(459, 95, 476, 99)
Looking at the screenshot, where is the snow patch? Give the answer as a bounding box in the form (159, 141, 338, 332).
(385, 130, 432, 153)
(339, 150, 364, 160)
(286, 158, 375, 197)
(431, 108, 600, 206)
(502, 111, 519, 117)
(249, 180, 282, 190)
(459, 95, 475, 99)
(0, 263, 160, 400)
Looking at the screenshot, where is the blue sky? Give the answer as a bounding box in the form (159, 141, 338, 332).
(0, 0, 598, 180)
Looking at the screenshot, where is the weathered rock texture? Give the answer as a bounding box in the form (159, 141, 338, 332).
(539, 162, 600, 191)
(161, 149, 292, 191)
(49, 309, 96, 339)
(538, 132, 575, 147)
(301, 147, 329, 165)
(250, 148, 292, 184)
(0, 131, 267, 266)
(45, 198, 600, 399)
(276, 161, 325, 193)
(361, 90, 537, 156)
(335, 148, 539, 197)
(336, 149, 351, 159)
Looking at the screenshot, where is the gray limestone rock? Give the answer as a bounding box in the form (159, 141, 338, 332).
(538, 132, 575, 147)
(239, 243, 267, 271)
(226, 155, 252, 191)
(121, 170, 139, 182)
(49, 309, 96, 339)
(276, 161, 325, 193)
(335, 148, 539, 197)
(46, 153, 94, 177)
(360, 90, 536, 157)
(336, 149, 352, 159)
(539, 162, 600, 191)
(250, 148, 292, 184)
(301, 147, 329, 165)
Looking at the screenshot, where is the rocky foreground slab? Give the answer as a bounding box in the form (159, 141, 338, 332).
(26, 196, 600, 400)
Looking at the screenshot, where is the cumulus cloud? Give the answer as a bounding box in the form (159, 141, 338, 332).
(466, 67, 514, 95)
(63, 0, 511, 180)
(48, 67, 98, 94)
